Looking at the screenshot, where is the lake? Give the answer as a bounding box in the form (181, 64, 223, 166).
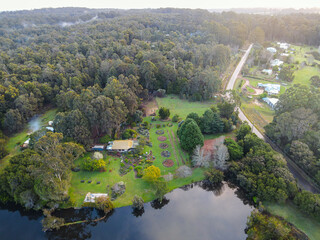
(0, 182, 253, 240)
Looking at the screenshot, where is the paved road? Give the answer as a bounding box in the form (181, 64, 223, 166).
(226, 44, 319, 193)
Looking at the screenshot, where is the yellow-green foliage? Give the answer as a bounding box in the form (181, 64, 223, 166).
(143, 165, 161, 182)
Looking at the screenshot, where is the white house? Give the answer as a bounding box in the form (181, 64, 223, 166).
(270, 59, 284, 67)
(84, 192, 108, 203)
(267, 47, 277, 54)
(262, 69, 273, 75)
(278, 42, 290, 50)
(280, 53, 289, 57)
(46, 127, 54, 132)
(262, 97, 279, 109)
(258, 83, 281, 95)
(48, 121, 53, 126)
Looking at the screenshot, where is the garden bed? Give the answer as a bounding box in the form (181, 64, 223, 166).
(159, 143, 169, 149)
(156, 130, 164, 135)
(162, 159, 174, 167)
(157, 136, 167, 141)
(161, 150, 171, 158)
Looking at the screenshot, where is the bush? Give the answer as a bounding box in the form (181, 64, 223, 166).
(122, 129, 137, 139)
(132, 195, 144, 210)
(156, 124, 161, 128)
(81, 157, 106, 171)
(172, 114, 179, 122)
(99, 134, 111, 144)
(204, 168, 224, 185)
(158, 107, 170, 120)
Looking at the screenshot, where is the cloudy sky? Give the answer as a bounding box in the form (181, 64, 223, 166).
(1, 0, 320, 12)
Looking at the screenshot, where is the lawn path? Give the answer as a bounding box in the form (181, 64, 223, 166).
(166, 129, 180, 167)
(170, 129, 185, 165)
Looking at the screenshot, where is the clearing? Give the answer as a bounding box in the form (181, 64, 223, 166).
(69, 95, 223, 208)
(1, 108, 57, 168)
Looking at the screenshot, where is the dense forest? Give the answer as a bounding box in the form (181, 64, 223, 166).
(1, 8, 320, 146)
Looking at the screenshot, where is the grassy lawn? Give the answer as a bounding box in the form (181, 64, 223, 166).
(156, 95, 214, 119)
(69, 120, 205, 208)
(293, 66, 320, 87)
(69, 95, 224, 208)
(265, 201, 320, 240)
(0, 108, 57, 168)
(240, 96, 275, 133)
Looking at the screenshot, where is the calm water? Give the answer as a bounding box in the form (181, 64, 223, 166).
(0, 183, 253, 240)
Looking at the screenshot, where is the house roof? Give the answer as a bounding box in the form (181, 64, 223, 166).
(111, 140, 134, 150)
(92, 145, 104, 149)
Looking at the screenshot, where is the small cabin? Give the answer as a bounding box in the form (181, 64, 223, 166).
(91, 145, 105, 151)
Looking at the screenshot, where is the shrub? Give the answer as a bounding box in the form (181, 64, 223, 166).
(122, 129, 138, 139)
(132, 195, 144, 210)
(204, 168, 224, 185)
(158, 107, 170, 120)
(81, 157, 106, 171)
(99, 135, 112, 144)
(156, 124, 161, 128)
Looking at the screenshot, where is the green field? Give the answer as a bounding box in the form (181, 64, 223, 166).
(156, 95, 214, 119)
(69, 96, 221, 208)
(265, 202, 320, 240)
(291, 45, 320, 65)
(1, 108, 57, 168)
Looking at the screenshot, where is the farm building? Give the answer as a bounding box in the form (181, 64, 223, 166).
(91, 145, 105, 151)
(106, 140, 137, 153)
(262, 69, 273, 75)
(267, 47, 277, 54)
(258, 83, 281, 95)
(262, 97, 279, 109)
(270, 59, 284, 67)
(84, 192, 108, 203)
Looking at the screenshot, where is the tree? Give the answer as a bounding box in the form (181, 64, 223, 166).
(246, 211, 294, 240)
(171, 114, 179, 122)
(279, 65, 295, 82)
(217, 101, 235, 119)
(132, 195, 144, 210)
(32, 132, 85, 202)
(224, 138, 244, 161)
(204, 168, 224, 185)
(213, 144, 229, 170)
(143, 165, 161, 182)
(81, 157, 106, 171)
(158, 107, 170, 120)
(122, 129, 137, 139)
(200, 109, 224, 134)
(4, 109, 24, 134)
(178, 118, 204, 154)
(42, 209, 65, 232)
(310, 75, 320, 88)
(290, 141, 318, 174)
(249, 27, 265, 44)
(186, 112, 201, 125)
(192, 145, 210, 167)
(236, 122, 251, 141)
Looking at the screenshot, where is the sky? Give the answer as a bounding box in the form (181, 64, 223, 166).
(1, 0, 320, 12)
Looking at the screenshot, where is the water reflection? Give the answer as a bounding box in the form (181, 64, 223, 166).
(0, 182, 253, 240)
